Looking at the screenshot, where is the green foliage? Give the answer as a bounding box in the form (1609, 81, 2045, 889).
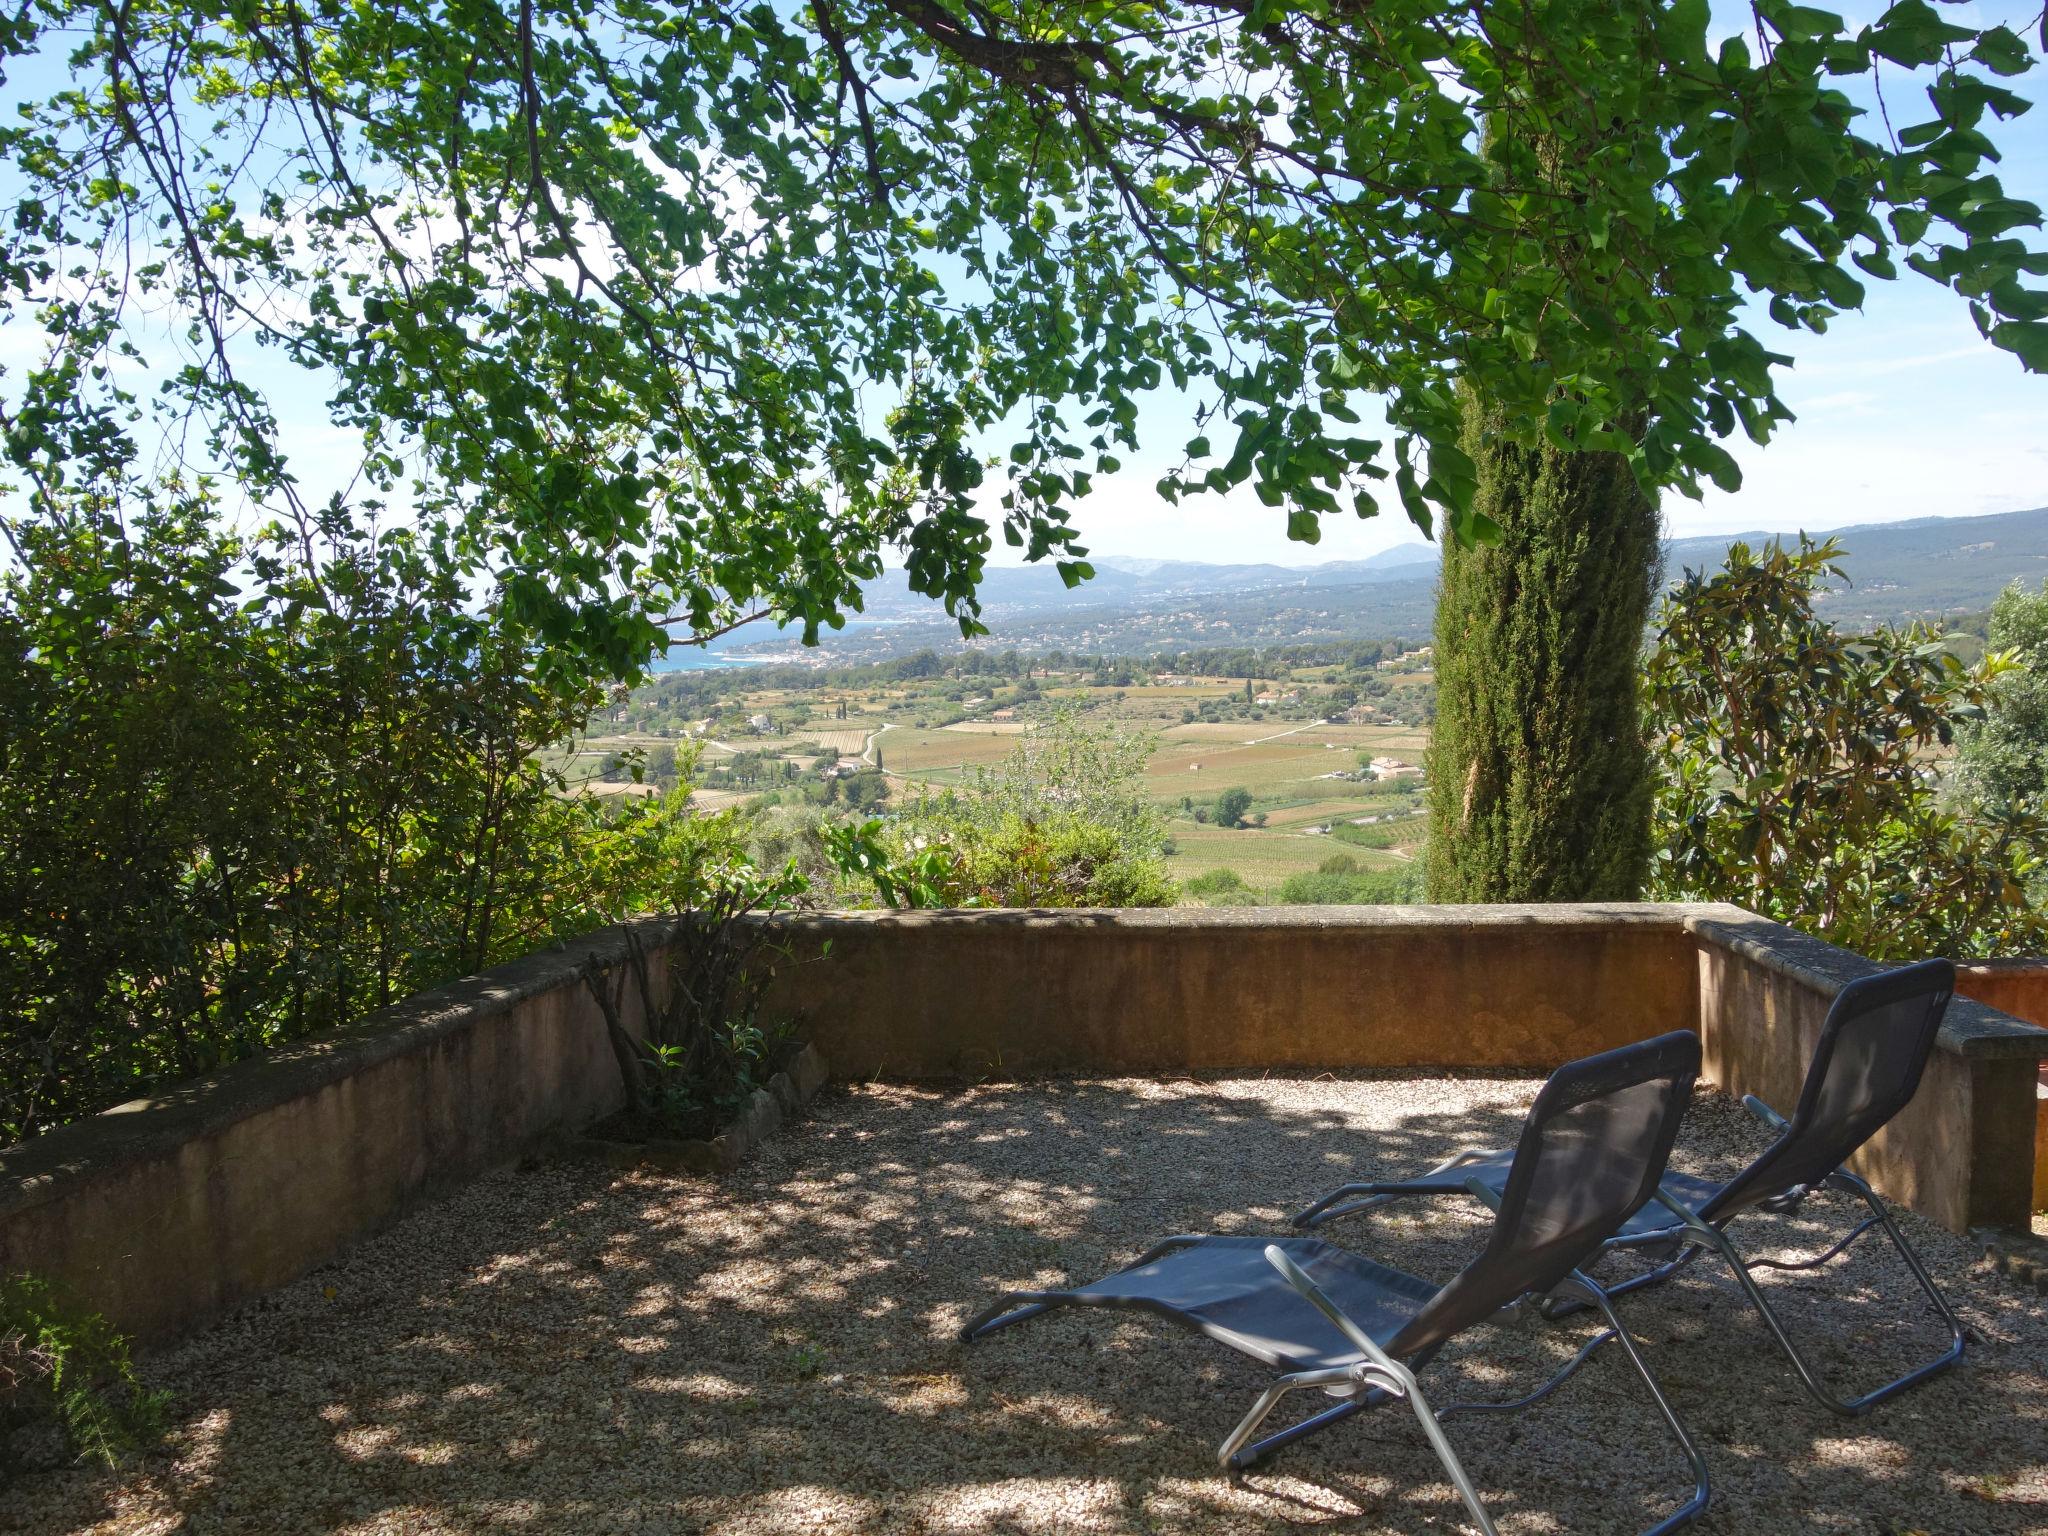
(839, 813, 1176, 910)
(1197, 887, 1264, 907)
(1, 0, 2041, 673)
(1182, 868, 1250, 898)
(1958, 579, 2048, 805)
(1279, 863, 1425, 905)
(0, 493, 667, 1144)
(1645, 537, 2048, 960)
(834, 712, 1174, 908)
(582, 826, 812, 1140)
(835, 768, 890, 812)
(1328, 822, 1397, 850)
(1427, 386, 1660, 901)
(1, 1273, 167, 1469)
(823, 818, 962, 909)
(1213, 787, 1256, 829)
(963, 708, 1167, 850)
(957, 816, 1178, 908)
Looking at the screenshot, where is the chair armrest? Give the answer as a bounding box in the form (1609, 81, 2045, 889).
(1741, 1094, 1790, 1133)
(1262, 1244, 1405, 1376)
(1652, 1188, 1714, 1235)
(1462, 1175, 1504, 1213)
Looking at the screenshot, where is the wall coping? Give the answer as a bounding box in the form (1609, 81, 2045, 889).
(758, 900, 1717, 934)
(765, 902, 2048, 1062)
(1957, 958, 2048, 977)
(0, 917, 679, 1224)
(1685, 908, 2046, 1061)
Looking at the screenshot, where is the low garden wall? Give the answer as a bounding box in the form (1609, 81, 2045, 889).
(1954, 960, 2048, 1212)
(766, 903, 2043, 1235)
(0, 920, 675, 1345)
(768, 904, 1703, 1075)
(2, 904, 2041, 1344)
(1690, 914, 2044, 1232)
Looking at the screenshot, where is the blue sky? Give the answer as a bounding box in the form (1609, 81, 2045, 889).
(1056, 0, 2048, 566)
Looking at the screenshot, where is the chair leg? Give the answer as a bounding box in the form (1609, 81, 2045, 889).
(1397, 1367, 1504, 1536)
(1219, 1366, 1371, 1468)
(1551, 1275, 1712, 1536)
(1227, 1362, 1503, 1536)
(1686, 1179, 1965, 1417)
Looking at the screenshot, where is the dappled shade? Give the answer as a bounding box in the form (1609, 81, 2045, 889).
(6, 1077, 2045, 1533)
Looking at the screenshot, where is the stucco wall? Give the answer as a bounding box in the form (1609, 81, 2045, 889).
(1690, 912, 2045, 1232)
(0, 920, 672, 1344)
(3, 904, 2041, 1346)
(767, 904, 1702, 1076)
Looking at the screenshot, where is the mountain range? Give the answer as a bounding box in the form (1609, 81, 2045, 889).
(707, 504, 2048, 665)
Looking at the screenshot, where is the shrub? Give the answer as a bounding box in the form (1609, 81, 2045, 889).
(1182, 868, 1249, 897)
(1960, 578, 2048, 807)
(0, 499, 640, 1145)
(1, 1274, 166, 1469)
(1213, 786, 1254, 828)
(1646, 537, 2048, 960)
(581, 814, 813, 1141)
(843, 711, 1175, 910)
(1279, 863, 1424, 905)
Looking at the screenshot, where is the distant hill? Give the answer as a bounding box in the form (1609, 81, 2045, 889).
(709, 504, 2048, 666)
(1660, 506, 2048, 625)
(1092, 541, 1438, 588)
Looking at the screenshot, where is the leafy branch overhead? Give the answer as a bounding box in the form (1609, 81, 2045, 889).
(1, 0, 2043, 671)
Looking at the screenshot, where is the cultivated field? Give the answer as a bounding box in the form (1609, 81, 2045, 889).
(583, 664, 1436, 896)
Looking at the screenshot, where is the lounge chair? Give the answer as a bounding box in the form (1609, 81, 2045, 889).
(963, 1031, 1709, 1536)
(1297, 958, 1963, 1417)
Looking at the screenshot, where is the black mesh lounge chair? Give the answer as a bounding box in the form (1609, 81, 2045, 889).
(1296, 958, 1963, 1418)
(963, 1032, 1709, 1536)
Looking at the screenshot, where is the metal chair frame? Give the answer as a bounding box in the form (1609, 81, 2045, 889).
(965, 1178, 1711, 1536)
(1295, 987, 1971, 1423)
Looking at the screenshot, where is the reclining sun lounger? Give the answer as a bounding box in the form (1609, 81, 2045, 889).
(963, 1031, 1710, 1536)
(1297, 958, 1963, 1417)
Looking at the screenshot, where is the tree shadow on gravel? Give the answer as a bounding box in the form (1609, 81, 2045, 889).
(3, 1076, 2044, 1535)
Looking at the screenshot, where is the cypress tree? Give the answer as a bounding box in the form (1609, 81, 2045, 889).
(1424, 388, 1662, 901)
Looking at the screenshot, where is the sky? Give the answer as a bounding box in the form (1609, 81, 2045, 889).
(1054, 281, 2048, 567)
(3, 3, 2044, 574)
(1051, 0, 2048, 566)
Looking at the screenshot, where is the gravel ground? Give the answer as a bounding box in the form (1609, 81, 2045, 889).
(5, 1075, 2045, 1535)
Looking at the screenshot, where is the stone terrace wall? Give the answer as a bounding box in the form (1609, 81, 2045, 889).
(766, 904, 1703, 1074)
(1954, 960, 2048, 1212)
(0, 920, 674, 1344)
(1688, 912, 2045, 1233)
(3, 904, 2042, 1345)
(766, 903, 2045, 1234)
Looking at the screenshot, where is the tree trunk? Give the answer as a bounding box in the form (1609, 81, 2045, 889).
(1424, 386, 1662, 901)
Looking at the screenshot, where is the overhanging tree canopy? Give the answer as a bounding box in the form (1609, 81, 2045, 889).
(2, 0, 2042, 674)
